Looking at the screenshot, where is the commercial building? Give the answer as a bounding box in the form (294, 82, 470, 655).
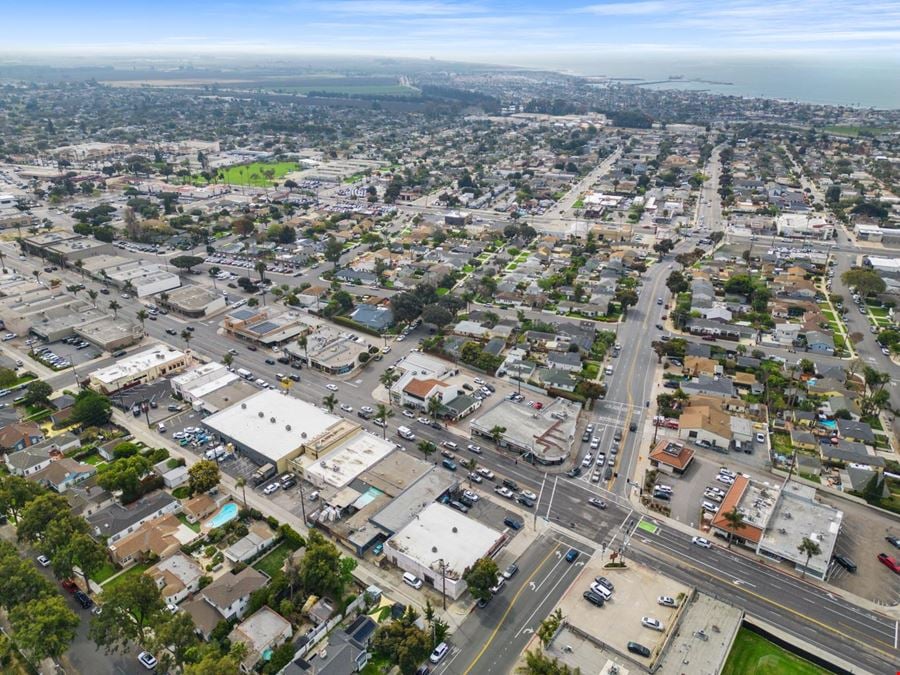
(648, 439, 695, 475)
(710, 477, 842, 581)
(286, 325, 371, 375)
(774, 213, 834, 240)
(157, 284, 226, 317)
(385, 502, 505, 600)
(104, 262, 181, 297)
(301, 432, 395, 490)
(89, 344, 188, 393)
(470, 397, 580, 465)
(221, 307, 312, 347)
(171, 362, 239, 406)
(26, 299, 141, 349)
(20, 232, 114, 264)
(202, 390, 359, 473)
(389, 352, 459, 407)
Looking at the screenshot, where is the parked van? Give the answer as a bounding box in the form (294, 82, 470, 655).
(397, 426, 416, 441)
(157, 423, 166, 433)
(429, 642, 449, 664)
(402, 572, 423, 589)
(590, 582, 613, 600)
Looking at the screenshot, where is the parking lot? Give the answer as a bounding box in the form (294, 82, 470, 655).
(557, 554, 689, 668)
(826, 495, 900, 605)
(650, 455, 729, 528)
(35, 338, 102, 367)
(111, 381, 183, 425)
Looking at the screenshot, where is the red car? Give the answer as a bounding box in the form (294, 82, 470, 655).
(61, 579, 78, 594)
(877, 553, 900, 573)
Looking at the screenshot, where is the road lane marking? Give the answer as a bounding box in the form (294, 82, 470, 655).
(462, 544, 561, 675)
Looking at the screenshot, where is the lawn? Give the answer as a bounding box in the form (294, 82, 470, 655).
(81, 452, 107, 467)
(771, 431, 793, 456)
(177, 513, 201, 533)
(824, 125, 893, 138)
(722, 628, 827, 675)
(252, 541, 298, 578)
(462, 265, 474, 274)
(91, 561, 118, 584)
(101, 562, 150, 594)
(868, 306, 889, 318)
(217, 161, 299, 187)
(435, 287, 450, 296)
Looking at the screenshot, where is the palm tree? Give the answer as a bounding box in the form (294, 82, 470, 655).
(32, 269, 40, 284)
(87, 289, 98, 307)
(108, 300, 121, 318)
(489, 425, 507, 446)
(159, 291, 170, 307)
(74, 259, 85, 279)
(255, 261, 267, 284)
(235, 477, 247, 508)
(721, 506, 745, 549)
(122, 280, 135, 296)
(427, 395, 442, 423)
(136, 309, 148, 334)
(223, 353, 234, 367)
(180, 329, 193, 350)
(797, 537, 821, 578)
(417, 440, 437, 461)
(208, 266, 220, 290)
(379, 369, 399, 406)
(376, 403, 393, 439)
(297, 335, 309, 366)
(322, 393, 337, 413)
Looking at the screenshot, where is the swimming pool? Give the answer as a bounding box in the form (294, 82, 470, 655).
(209, 502, 238, 528)
(820, 420, 837, 431)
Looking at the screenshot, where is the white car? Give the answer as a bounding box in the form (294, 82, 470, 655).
(520, 490, 537, 501)
(582, 453, 593, 467)
(402, 410, 415, 418)
(716, 474, 735, 485)
(755, 432, 766, 444)
(691, 536, 712, 548)
(466, 444, 483, 454)
(703, 490, 723, 503)
(701, 501, 720, 513)
(641, 617, 664, 631)
(138, 652, 158, 670)
(588, 497, 607, 509)
(340, 404, 353, 413)
(36, 554, 51, 567)
(263, 483, 280, 495)
(495, 486, 514, 499)
(718, 468, 736, 479)
(360, 405, 374, 414)
(654, 484, 673, 494)
(474, 378, 486, 386)
(657, 596, 677, 608)
(325, 384, 339, 392)
(477, 467, 495, 480)
(462, 490, 480, 502)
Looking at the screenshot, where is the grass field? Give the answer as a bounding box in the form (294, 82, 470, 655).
(217, 161, 299, 187)
(253, 541, 297, 578)
(824, 125, 893, 138)
(722, 629, 828, 675)
(101, 563, 150, 594)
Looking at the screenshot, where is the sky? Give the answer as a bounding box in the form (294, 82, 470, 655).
(2, 0, 900, 66)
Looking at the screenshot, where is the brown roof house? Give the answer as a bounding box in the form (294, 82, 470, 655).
(183, 567, 268, 640)
(108, 513, 201, 566)
(0, 422, 44, 453)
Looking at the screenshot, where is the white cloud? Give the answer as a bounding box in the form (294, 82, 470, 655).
(577, 1, 666, 16)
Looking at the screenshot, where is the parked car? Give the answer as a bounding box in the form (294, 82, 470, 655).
(641, 616, 664, 631)
(833, 554, 857, 573)
(583, 590, 605, 607)
(877, 553, 900, 573)
(627, 642, 651, 658)
(657, 596, 677, 608)
(36, 555, 51, 567)
(565, 549, 579, 563)
(691, 536, 712, 548)
(885, 536, 900, 549)
(138, 652, 158, 670)
(263, 483, 280, 495)
(503, 563, 519, 580)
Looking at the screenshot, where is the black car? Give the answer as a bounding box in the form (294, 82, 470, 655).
(112, 350, 126, 357)
(99, 288, 110, 295)
(74, 590, 93, 609)
(593, 576, 614, 591)
(502, 479, 519, 491)
(627, 642, 651, 658)
(265, 358, 276, 365)
(516, 494, 534, 508)
(582, 431, 590, 442)
(165, 329, 177, 336)
(604, 467, 613, 480)
(886, 536, 900, 549)
(247, 345, 258, 351)
(185, 326, 195, 332)
(503, 517, 523, 531)
(833, 554, 857, 573)
(566, 467, 582, 478)
(663, 380, 680, 389)
(583, 590, 605, 607)
(629, 422, 637, 432)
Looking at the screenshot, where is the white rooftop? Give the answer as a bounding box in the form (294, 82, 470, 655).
(203, 390, 339, 462)
(303, 431, 396, 489)
(91, 345, 185, 385)
(388, 502, 502, 580)
(171, 362, 238, 398)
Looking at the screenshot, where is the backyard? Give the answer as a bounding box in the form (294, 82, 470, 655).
(100, 562, 150, 594)
(252, 541, 299, 578)
(722, 628, 827, 675)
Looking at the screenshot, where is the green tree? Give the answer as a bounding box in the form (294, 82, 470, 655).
(518, 649, 581, 674)
(16, 493, 72, 546)
(427, 395, 442, 422)
(721, 506, 745, 549)
(324, 236, 344, 270)
(70, 389, 112, 427)
(184, 651, 242, 675)
(322, 393, 337, 413)
(97, 455, 152, 502)
(181, 329, 193, 350)
(136, 309, 148, 332)
(421, 304, 453, 328)
(222, 352, 234, 367)
(537, 608, 565, 648)
(108, 299, 121, 318)
(170, 255, 204, 272)
(298, 530, 352, 599)
(375, 403, 393, 438)
(0, 475, 43, 522)
(489, 425, 507, 445)
(372, 606, 431, 675)
(188, 459, 221, 495)
(9, 594, 79, 661)
(54, 532, 108, 593)
(797, 537, 822, 578)
(462, 557, 499, 602)
(22, 380, 53, 407)
(841, 268, 886, 297)
(151, 611, 199, 671)
(417, 440, 436, 461)
(90, 573, 166, 652)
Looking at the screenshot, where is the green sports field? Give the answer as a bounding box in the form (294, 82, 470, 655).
(216, 161, 299, 187)
(722, 629, 828, 675)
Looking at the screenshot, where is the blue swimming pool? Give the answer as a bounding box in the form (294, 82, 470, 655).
(209, 502, 238, 528)
(820, 420, 837, 430)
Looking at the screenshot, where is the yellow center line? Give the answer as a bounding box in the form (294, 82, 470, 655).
(463, 544, 561, 674)
(641, 541, 899, 659)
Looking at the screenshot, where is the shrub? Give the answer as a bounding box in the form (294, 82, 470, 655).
(266, 515, 280, 530)
(198, 575, 213, 589)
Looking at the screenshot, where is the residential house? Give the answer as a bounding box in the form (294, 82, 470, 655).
(680, 375, 735, 399)
(147, 552, 205, 605)
(30, 457, 96, 493)
(0, 422, 44, 453)
(182, 493, 219, 524)
(678, 404, 733, 449)
(349, 304, 393, 332)
(398, 378, 458, 412)
(65, 480, 116, 519)
(108, 513, 200, 566)
(153, 460, 188, 489)
(285, 615, 376, 675)
(804, 331, 835, 355)
(229, 607, 293, 673)
(682, 356, 720, 378)
(183, 567, 268, 639)
(835, 419, 875, 445)
(546, 350, 582, 373)
(86, 491, 180, 544)
(224, 522, 277, 564)
(537, 368, 578, 392)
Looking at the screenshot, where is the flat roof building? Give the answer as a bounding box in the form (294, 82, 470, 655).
(104, 263, 181, 297)
(300, 432, 396, 490)
(385, 503, 505, 599)
(158, 284, 226, 318)
(221, 307, 312, 347)
(286, 325, 371, 375)
(470, 397, 580, 465)
(202, 390, 359, 473)
(89, 344, 188, 394)
(171, 362, 239, 407)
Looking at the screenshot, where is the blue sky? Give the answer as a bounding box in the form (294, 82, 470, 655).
(3, 0, 900, 64)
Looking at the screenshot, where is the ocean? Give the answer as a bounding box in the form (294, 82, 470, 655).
(532, 55, 900, 110)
